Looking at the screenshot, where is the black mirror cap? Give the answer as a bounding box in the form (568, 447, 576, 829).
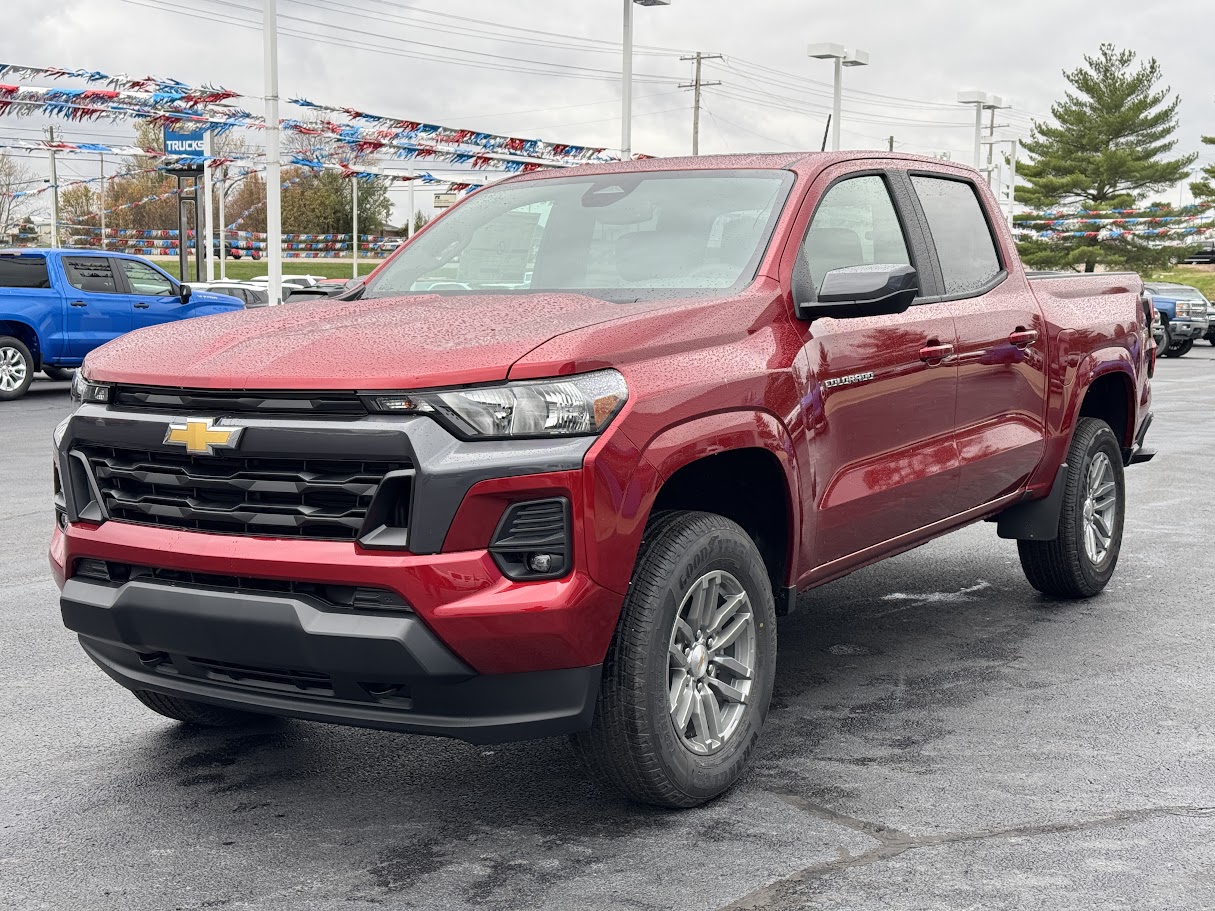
(795, 264, 918, 321)
(178, 282, 192, 303)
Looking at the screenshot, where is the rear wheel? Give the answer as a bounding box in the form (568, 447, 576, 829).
(572, 511, 777, 808)
(132, 689, 269, 727)
(0, 336, 33, 401)
(1018, 417, 1124, 598)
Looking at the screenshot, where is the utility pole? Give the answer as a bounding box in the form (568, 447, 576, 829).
(46, 127, 60, 248)
(887, 135, 895, 152)
(679, 52, 722, 156)
(98, 152, 106, 251)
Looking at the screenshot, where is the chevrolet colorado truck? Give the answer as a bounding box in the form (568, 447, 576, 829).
(50, 153, 1155, 808)
(0, 249, 243, 400)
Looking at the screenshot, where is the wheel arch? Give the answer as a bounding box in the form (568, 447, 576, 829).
(0, 319, 41, 370)
(622, 410, 802, 611)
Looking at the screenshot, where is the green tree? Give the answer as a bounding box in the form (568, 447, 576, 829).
(1015, 44, 1197, 272)
(1191, 134, 1215, 203)
(412, 209, 430, 235)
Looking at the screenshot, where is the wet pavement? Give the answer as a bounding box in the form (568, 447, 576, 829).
(3, 350, 1214, 910)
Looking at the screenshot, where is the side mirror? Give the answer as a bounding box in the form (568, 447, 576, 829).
(178, 283, 192, 304)
(794, 264, 918, 321)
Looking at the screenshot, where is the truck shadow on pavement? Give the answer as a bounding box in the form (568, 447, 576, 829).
(106, 537, 1083, 907)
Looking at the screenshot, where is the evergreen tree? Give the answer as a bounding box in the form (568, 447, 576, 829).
(1191, 133, 1215, 203)
(1015, 44, 1196, 272)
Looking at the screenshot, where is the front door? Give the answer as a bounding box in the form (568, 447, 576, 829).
(907, 174, 1048, 509)
(794, 172, 961, 567)
(115, 258, 185, 327)
(60, 256, 132, 356)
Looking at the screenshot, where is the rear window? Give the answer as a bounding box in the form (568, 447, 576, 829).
(911, 176, 1002, 295)
(0, 255, 51, 289)
(63, 257, 118, 294)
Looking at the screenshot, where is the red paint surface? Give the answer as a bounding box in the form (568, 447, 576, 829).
(61, 152, 1152, 674)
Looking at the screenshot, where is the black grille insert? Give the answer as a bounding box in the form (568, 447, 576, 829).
(75, 444, 410, 540)
(111, 386, 367, 417)
(186, 657, 335, 695)
(72, 560, 412, 614)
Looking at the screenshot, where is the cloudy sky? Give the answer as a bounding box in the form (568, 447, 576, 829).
(3, 0, 1212, 221)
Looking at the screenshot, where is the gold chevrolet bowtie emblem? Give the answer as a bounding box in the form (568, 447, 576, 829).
(163, 418, 243, 456)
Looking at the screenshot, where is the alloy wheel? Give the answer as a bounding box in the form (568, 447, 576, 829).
(1082, 451, 1117, 566)
(667, 570, 757, 755)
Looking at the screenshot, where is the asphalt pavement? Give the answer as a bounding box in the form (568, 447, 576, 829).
(3, 350, 1214, 911)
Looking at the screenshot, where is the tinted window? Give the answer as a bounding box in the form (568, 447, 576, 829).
(248, 289, 269, 306)
(911, 176, 1001, 295)
(64, 257, 118, 294)
(0, 255, 51, 289)
(119, 259, 175, 296)
(802, 175, 911, 291)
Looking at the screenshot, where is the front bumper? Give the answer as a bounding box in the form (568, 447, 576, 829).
(62, 573, 599, 743)
(1169, 318, 1207, 341)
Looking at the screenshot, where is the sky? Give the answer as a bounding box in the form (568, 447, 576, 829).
(2, 0, 1213, 225)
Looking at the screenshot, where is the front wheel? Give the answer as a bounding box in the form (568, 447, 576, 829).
(0, 336, 34, 401)
(1018, 417, 1125, 598)
(572, 511, 777, 808)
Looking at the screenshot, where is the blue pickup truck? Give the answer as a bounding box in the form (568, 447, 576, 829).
(1146, 281, 1211, 358)
(0, 249, 244, 400)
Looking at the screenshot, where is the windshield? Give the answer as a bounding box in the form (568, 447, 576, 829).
(362, 169, 794, 303)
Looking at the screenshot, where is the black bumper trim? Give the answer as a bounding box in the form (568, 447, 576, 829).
(63, 577, 600, 743)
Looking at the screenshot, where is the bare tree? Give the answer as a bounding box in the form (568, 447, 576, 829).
(0, 152, 38, 240)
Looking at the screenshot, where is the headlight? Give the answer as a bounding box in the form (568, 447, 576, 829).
(368, 369, 628, 439)
(70, 370, 111, 405)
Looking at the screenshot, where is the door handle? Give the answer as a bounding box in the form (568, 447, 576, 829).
(69, 300, 88, 307)
(133, 302, 150, 309)
(1009, 328, 1038, 348)
(919, 342, 955, 363)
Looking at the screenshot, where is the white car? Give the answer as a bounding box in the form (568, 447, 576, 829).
(187, 281, 272, 308)
(248, 274, 327, 289)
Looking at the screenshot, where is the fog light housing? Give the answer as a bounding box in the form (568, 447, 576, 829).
(489, 498, 571, 581)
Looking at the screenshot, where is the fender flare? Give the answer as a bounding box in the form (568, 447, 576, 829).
(603, 409, 803, 605)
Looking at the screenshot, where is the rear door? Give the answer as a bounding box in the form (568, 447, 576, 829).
(60, 256, 132, 355)
(114, 258, 185, 327)
(792, 168, 961, 567)
(907, 174, 1047, 509)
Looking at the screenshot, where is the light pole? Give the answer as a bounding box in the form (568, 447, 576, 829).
(807, 43, 869, 152)
(264, 0, 283, 305)
(957, 91, 1005, 169)
(622, 0, 670, 159)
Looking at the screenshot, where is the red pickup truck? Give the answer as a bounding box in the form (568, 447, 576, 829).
(50, 152, 1154, 808)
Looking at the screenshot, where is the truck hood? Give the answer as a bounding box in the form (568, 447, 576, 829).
(83, 292, 628, 389)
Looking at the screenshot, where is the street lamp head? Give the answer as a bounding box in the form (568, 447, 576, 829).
(807, 42, 847, 59)
(842, 49, 869, 67)
(632, 0, 671, 5)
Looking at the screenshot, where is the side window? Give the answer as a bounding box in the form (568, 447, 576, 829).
(802, 175, 911, 291)
(910, 176, 1001, 295)
(63, 257, 118, 294)
(118, 259, 176, 296)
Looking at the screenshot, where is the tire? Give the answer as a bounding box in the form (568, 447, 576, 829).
(572, 511, 777, 808)
(1018, 417, 1125, 599)
(1170, 339, 1194, 357)
(0, 336, 34, 401)
(42, 366, 75, 382)
(251, 250, 262, 261)
(131, 689, 269, 727)
(1157, 319, 1172, 356)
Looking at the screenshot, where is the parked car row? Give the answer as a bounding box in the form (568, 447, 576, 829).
(1146, 282, 1213, 357)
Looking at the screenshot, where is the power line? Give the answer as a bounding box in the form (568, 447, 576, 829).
(112, 0, 676, 85)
